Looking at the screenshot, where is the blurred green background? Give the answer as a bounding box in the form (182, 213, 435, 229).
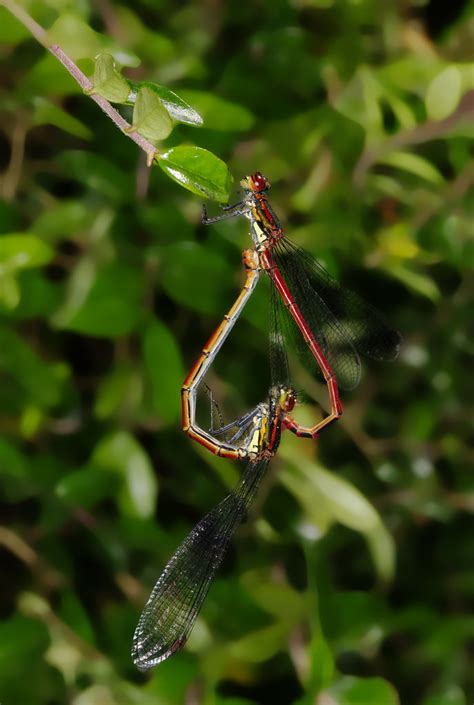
(0, 1, 473, 704)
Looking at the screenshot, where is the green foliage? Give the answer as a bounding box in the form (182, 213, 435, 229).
(0, 0, 472, 704)
(86, 52, 232, 200)
(157, 146, 233, 202)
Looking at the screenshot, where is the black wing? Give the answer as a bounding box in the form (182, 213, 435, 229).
(131, 458, 269, 669)
(273, 238, 401, 390)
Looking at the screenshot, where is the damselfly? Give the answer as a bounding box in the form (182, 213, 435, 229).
(203, 172, 402, 436)
(182, 248, 325, 459)
(132, 384, 296, 669)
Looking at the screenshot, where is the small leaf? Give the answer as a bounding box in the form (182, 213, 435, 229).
(329, 675, 400, 705)
(131, 81, 203, 126)
(279, 448, 395, 581)
(129, 86, 173, 141)
(422, 686, 467, 705)
(0, 325, 65, 408)
(94, 365, 141, 420)
(32, 97, 92, 139)
(426, 66, 462, 121)
(93, 431, 158, 519)
(32, 200, 94, 244)
(47, 14, 103, 61)
(0, 235, 54, 310)
(159, 242, 234, 315)
(366, 522, 396, 583)
(0, 234, 54, 272)
(88, 53, 131, 103)
(228, 623, 290, 662)
(54, 262, 144, 338)
(379, 151, 444, 185)
(56, 465, 119, 508)
(158, 146, 232, 202)
(178, 90, 254, 131)
(0, 271, 20, 309)
(46, 14, 139, 67)
(386, 263, 441, 302)
(376, 224, 420, 260)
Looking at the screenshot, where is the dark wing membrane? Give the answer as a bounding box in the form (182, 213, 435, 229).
(273, 239, 362, 391)
(269, 279, 291, 388)
(282, 239, 402, 361)
(211, 403, 262, 445)
(201, 388, 261, 450)
(131, 459, 269, 669)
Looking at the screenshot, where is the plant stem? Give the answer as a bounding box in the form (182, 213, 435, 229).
(0, 0, 158, 166)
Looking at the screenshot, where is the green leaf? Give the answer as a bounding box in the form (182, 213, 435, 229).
(32, 200, 94, 244)
(228, 623, 290, 662)
(56, 465, 120, 509)
(57, 151, 132, 201)
(241, 571, 306, 621)
(426, 66, 462, 121)
(88, 54, 131, 103)
(159, 241, 234, 315)
(143, 319, 185, 425)
(379, 151, 444, 185)
(329, 676, 399, 705)
(129, 86, 173, 141)
(0, 271, 20, 310)
(0, 325, 65, 408)
(54, 262, 144, 337)
(131, 81, 203, 126)
(279, 448, 395, 580)
(158, 146, 232, 202)
(422, 686, 467, 705)
(46, 14, 139, 68)
(12, 271, 60, 320)
(94, 365, 142, 420)
(0, 234, 54, 272)
(93, 431, 158, 519)
(178, 90, 254, 131)
(0, 438, 28, 482)
(47, 14, 104, 61)
(17, 53, 80, 97)
(386, 263, 441, 302)
(32, 97, 92, 139)
(366, 521, 396, 583)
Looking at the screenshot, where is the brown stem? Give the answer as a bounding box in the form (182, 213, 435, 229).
(1, 0, 159, 166)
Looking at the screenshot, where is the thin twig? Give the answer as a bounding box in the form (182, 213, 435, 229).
(1, 0, 158, 166)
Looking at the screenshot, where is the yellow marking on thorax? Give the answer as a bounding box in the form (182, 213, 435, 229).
(247, 412, 268, 456)
(250, 207, 271, 247)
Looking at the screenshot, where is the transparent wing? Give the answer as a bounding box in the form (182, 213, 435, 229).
(269, 278, 292, 388)
(131, 458, 269, 669)
(273, 238, 401, 390)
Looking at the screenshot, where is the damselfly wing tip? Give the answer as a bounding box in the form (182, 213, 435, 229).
(132, 631, 187, 670)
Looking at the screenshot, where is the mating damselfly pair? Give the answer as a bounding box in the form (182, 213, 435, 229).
(132, 172, 401, 668)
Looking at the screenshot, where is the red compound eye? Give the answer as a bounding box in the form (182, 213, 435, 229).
(251, 172, 266, 192)
(285, 392, 296, 412)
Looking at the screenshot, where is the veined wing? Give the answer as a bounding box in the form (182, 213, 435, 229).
(273, 238, 401, 390)
(132, 458, 269, 669)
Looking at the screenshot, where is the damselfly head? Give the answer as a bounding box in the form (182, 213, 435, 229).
(271, 385, 296, 413)
(240, 172, 271, 193)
